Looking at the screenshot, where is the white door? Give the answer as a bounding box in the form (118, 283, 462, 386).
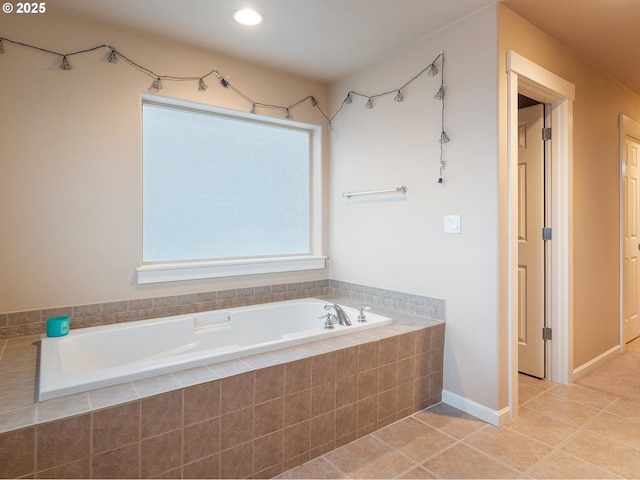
(623, 135, 640, 343)
(518, 104, 545, 378)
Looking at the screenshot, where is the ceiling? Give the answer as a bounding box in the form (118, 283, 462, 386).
(47, 0, 640, 95)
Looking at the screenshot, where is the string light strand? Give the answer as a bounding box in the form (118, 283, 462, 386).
(0, 36, 448, 182)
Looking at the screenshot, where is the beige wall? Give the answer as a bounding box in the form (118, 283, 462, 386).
(498, 4, 640, 369)
(329, 7, 502, 411)
(0, 10, 330, 313)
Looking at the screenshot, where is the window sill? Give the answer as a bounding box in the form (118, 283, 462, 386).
(136, 255, 327, 284)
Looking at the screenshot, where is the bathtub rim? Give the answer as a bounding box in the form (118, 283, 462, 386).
(37, 297, 394, 402)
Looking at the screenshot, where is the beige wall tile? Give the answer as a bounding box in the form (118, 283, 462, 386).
(220, 406, 254, 450)
(93, 401, 140, 454)
(221, 372, 255, 414)
(92, 444, 139, 479)
(183, 381, 220, 426)
(141, 390, 182, 439)
(312, 382, 336, 417)
(181, 453, 219, 479)
(358, 342, 379, 372)
(37, 457, 91, 479)
(284, 358, 312, 394)
(255, 365, 285, 403)
(284, 389, 311, 427)
(140, 430, 182, 478)
(220, 441, 253, 479)
(0, 426, 34, 478)
(254, 398, 284, 437)
(335, 346, 358, 379)
(379, 336, 399, 366)
(254, 430, 284, 473)
(183, 418, 220, 464)
(284, 421, 310, 461)
(36, 414, 91, 471)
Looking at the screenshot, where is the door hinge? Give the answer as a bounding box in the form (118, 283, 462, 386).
(542, 227, 552, 241)
(542, 326, 552, 341)
(542, 128, 552, 141)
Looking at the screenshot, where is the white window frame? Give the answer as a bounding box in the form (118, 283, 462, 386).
(136, 95, 325, 284)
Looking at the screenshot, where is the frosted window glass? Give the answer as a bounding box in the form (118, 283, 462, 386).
(142, 102, 310, 262)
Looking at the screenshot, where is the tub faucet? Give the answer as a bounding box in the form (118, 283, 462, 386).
(324, 303, 352, 326)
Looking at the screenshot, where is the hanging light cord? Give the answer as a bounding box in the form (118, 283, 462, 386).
(438, 52, 447, 184)
(0, 36, 448, 182)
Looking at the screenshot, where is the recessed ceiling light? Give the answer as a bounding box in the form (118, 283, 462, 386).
(233, 8, 263, 26)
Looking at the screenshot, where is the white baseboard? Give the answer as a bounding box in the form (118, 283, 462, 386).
(441, 389, 511, 427)
(572, 344, 621, 381)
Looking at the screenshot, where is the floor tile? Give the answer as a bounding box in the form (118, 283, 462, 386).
(413, 402, 486, 439)
(276, 456, 348, 479)
(561, 429, 640, 479)
(584, 412, 640, 451)
(373, 417, 455, 462)
(396, 465, 437, 478)
(605, 396, 640, 423)
(524, 391, 601, 426)
(422, 443, 520, 479)
(547, 383, 617, 409)
(525, 450, 619, 479)
(324, 435, 415, 479)
(518, 374, 554, 390)
(506, 406, 579, 448)
(464, 424, 553, 472)
(518, 382, 546, 404)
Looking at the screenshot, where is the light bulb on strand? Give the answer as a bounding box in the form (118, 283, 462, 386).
(149, 77, 162, 93)
(60, 55, 71, 70)
(250, 103, 258, 114)
(394, 90, 404, 102)
(285, 108, 292, 119)
(198, 78, 208, 91)
(107, 48, 117, 63)
(433, 85, 444, 100)
(365, 98, 373, 109)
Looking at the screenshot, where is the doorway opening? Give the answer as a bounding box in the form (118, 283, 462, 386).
(517, 95, 548, 380)
(506, 51, 575, 420)
(621, 115, 640, 347)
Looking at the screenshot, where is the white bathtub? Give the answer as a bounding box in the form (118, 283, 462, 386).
(38, 298, 392, 401)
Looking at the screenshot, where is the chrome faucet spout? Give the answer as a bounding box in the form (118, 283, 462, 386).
(323, 303, 352, 326)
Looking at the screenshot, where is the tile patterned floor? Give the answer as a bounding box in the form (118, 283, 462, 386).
(277, 375, 640, 479)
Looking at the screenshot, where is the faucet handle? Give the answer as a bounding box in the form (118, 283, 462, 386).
(357, 307, 370, 323)
(319, 313, 334, 329)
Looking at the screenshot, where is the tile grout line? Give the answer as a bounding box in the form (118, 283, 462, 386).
(457, 435, 531, 478)
(516, 394, 622, 479)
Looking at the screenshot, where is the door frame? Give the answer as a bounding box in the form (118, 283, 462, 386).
(620, 114, 640, 349)
(506, 51, 575, 418)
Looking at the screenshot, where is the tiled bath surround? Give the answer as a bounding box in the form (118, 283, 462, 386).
(0, 317, 444, 478)
(328, 280, 445, 320)
(0, 279, 445, 339)
(0, 281, 445, 478)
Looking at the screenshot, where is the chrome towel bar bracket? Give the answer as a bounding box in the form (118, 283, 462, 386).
(342, 186, 407, 198)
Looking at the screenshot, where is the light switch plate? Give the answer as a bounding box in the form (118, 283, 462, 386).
(444, 215, 461, 234)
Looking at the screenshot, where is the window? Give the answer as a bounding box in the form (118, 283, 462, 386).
(137, 96, 325, 284)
